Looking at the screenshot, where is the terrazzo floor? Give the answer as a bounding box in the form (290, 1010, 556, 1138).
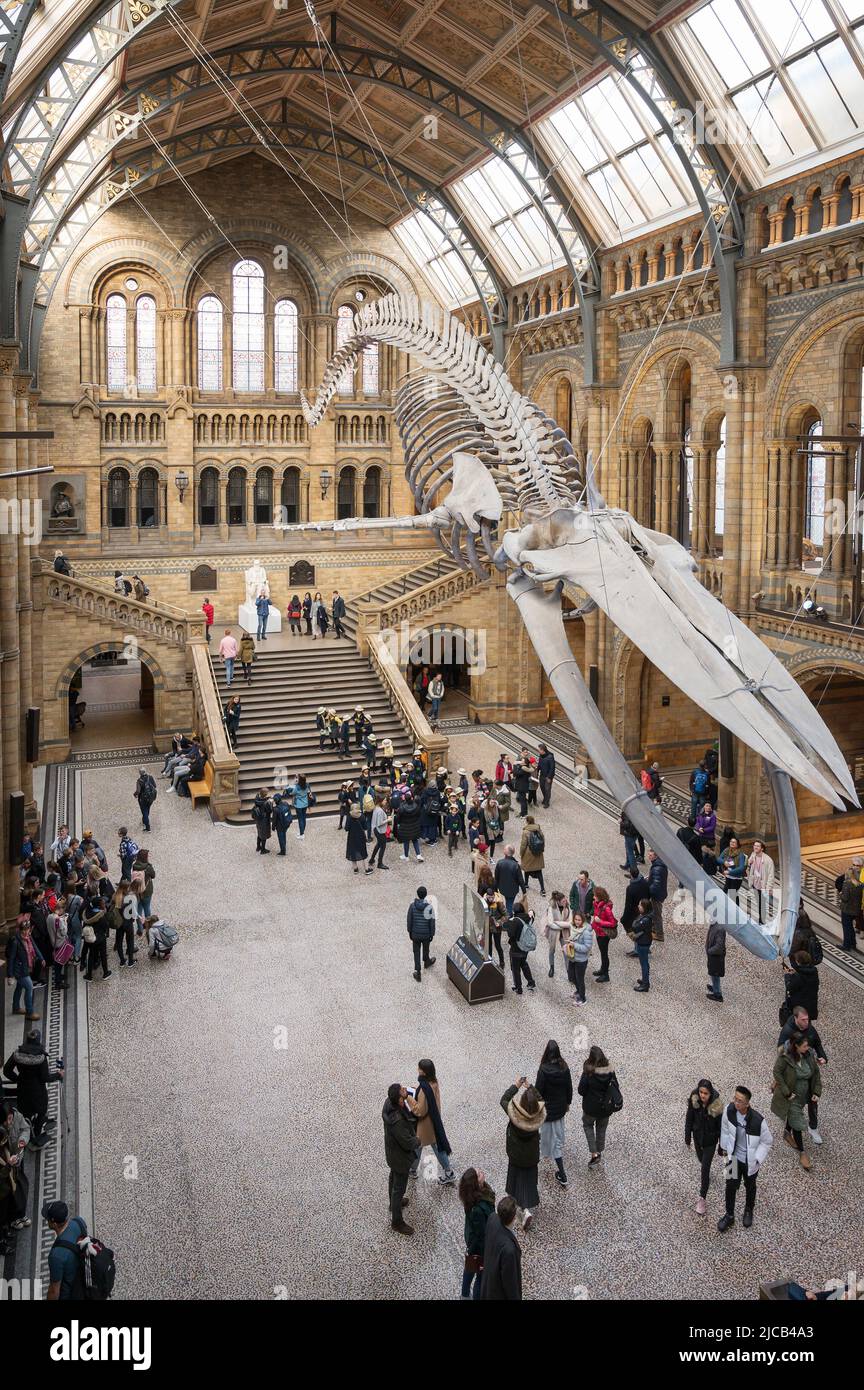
(82, 733, 864, 1301)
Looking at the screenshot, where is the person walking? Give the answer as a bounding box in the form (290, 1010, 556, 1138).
(513, 759, 531, 818)
(772, 1033, 822, 1172)
(542, 891, 570, 978)
(133, 766, 157, 832)
(239, 631, 255, 684)
(201, 597, 214, 642)
(428, 671, 445, 721)
(591, 886, 617, 983)
(784, 949, 820, 1020)
(458, 1169, 495, 1300)
(365, 797, 390, 873)
(778, 1005, 827, 1146)
(494, 845, 526, 916)
(481, 1197, 522, 1301)
(505, 901, 536, 995)
(706, 921, 726, 1002)
(646, 849, 667, 942)
(5, 917, 44, 1020)
(251, 790, 273, 854)
(499, 1079, 546, 1231)
(564, 912, 593, 1005)
(838, 863, 862, 953)
(382, 1084, 420, 1236)
(578, 1045, 621, 1166)
(117, 827, 139, 881)
(271, 793, 293, 856)
(224, 696, 241, 750)
(406, 1059, 456, 1185)
(218, 628, 238, 686)
(314, 591, 329, 639)
(331, 590, 346, 639)
(3, 1029, 64, 1150)
(537, 743, 555, 808)
(395, 793, 424, 863)
(302, 591, 313, 636)
(255, 590, 271, 641)
(746, 839, 775, 924)
(291, 775, 312, 839)
(535, 1040, 572, 1188)
(287, 594, 302, 635)
(406, 886, 436, 980)
(519, 816, 546, 897)
(618, 809, 639, 873)
(685, 1079, 723, 1215)
(718, 1085, 773, 1231)
(345, 803, 367, 874)
(629, 898, 654, 993)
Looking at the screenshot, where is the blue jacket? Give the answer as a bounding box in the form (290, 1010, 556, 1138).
(648, 858, 668, 901)
(292, 781, 310, 810)
(255, 595, 271, 616)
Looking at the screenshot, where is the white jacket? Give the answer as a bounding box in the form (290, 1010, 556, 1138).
(746, 851, 775, 893)
(719, 1103, 773, 1176)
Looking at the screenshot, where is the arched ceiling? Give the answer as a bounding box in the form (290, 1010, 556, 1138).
(3, 0, 864, 367)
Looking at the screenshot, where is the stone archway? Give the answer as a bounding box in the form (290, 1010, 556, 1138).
(44, 639, 175, 763)
(785, 654, 864, 827)
(611, 636, 646, 762)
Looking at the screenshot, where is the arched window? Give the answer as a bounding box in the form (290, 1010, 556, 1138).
(227, 467, 246, 526)
(714, 416, 726, 538)
(275, 299, 298, 392)
(138, 467, 160, 527)
(106, 294, 127, 392)
(281, 467, 300, 524)
(107, 467, 130, 527)
(136, 296, 157, 391)
(337, 465, 356, 519)
(254, 467, 273, 525)
(336, 305, 354, 395)
(681, 426, 694, 549)
(198, 467, 219, 526)
(362, 340, 379, 395)
(805, 419, 826, 549)
(232, 259, 265, 391)
(363, 466, 381, 518)
(197, 296, 223, 391)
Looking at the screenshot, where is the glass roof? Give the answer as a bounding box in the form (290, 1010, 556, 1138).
(677, 0, 864, 174)
(392, 210, 478, 306)
(451, 148, 573, 284)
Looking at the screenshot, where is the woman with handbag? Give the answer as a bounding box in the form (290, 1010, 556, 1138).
(564, 912, 593, 1004)
(406, 1059, 457, 1185)
(291, 775, 313, 840)
(591, 887, 617, 984)
(499, 1079, 546, 1230)
(771, 1032, 822, 1171)
(458, 1168, 495, 1300)
(46, 898, 72, 990)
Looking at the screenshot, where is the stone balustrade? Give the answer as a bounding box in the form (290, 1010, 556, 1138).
(190, 643, 241, 820)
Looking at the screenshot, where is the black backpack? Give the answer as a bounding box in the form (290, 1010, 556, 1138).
(528, 828, 545, 856)
(139, 774, 157, 805)
(55, 1229, 116, 1300)
(599, 1073, 624, 1117)
(425, 790, 441, 815)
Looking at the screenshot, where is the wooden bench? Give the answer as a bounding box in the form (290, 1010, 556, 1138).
(188, 760, 214, 809)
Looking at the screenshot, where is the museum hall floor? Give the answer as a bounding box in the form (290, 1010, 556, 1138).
(80, 734, 863, 1300)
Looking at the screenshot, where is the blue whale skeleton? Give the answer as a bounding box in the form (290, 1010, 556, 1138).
(278, 293, 857, 960)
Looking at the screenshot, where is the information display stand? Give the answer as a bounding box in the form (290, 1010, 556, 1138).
(446, 883, 505, 1004)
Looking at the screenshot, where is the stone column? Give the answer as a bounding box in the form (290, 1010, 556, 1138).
(79, 307, 95, 386)
(719, 378, 745, 612)
(0, 349, 23, 923)
(822, 192, 840, 230)
(218, 476, 229, 542)
(168, 309, 189, 388)
(13, 374, 35, 816)
(792, 203, 809, 239)
(765, 443, 781, 568)
(850, 183, 864, 221)
(767, 210, 786, 246)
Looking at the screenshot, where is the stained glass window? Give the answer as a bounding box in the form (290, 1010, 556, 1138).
(362, 340, 379, 396)
(805, 419, 826, 549)
(106, 294, 127, 392)
(275, 299, 298, 392)
(197, 296, 223, 392)
(336, 305, 354, 395)
(135, 296, 157, 392)
(715, 417, 726, 537)
(232, 260, 265, 392)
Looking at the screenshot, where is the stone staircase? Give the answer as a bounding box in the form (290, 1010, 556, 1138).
(341, 555, 459, 643)
(215, 640, 415, 820)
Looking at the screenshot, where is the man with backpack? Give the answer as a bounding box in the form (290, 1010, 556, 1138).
(406, 886, 436, 982)
(689, 761, 710, 821)
(504, 902, 536, 995)
(272, 793, 293, 855)
(134, 767, 157, 832)
(43, 1200, 115, 1300)
(117, 828, 139, 881)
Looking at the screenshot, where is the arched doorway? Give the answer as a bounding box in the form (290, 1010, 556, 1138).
(61, 644, 160, 752)
(404, 624, 476, 721)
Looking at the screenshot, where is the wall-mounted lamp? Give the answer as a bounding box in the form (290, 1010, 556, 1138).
(175, 469, 189, 502)
(320, 467, 332, 500)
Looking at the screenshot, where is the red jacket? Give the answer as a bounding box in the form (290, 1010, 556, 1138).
(592, 901, 617, 938)
(201, 602, 214, 625)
